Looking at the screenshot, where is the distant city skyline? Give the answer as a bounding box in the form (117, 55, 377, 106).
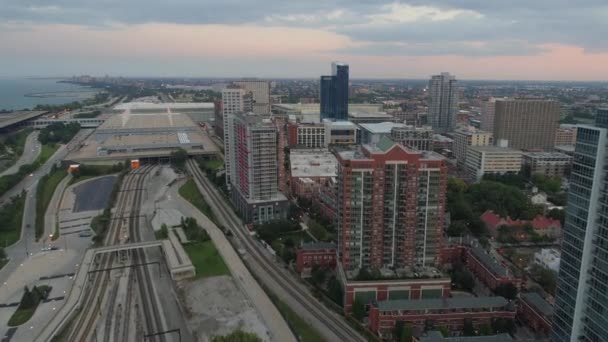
(1, 1, 608, 80)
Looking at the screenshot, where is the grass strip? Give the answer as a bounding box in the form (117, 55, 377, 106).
(179, 178, 218, 225)
(183, 240, 230, 279)
(0, 193, 26, 247)
(35, 168, 67, 240)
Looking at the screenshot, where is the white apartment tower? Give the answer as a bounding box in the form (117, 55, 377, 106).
(234, 79, 270, 114)
(222, 87, 252, 187)
(428, 72, 459, 133)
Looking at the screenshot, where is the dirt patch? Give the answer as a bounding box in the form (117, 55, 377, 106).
(178, 275, 271, 342)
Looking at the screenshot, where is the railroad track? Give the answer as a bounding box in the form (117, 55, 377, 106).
(187, 159, 366, 342)
(66, 165, 153, 341)
(129, 165, 165, 342)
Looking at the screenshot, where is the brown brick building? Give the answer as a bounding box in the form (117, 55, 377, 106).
(493, 99, 560, 150)
(335, 137, 447, 273)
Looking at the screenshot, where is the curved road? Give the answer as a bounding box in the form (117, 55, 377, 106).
(0, 131, 41, 178)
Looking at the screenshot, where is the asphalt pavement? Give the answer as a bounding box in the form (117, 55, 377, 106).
(0, 129, 93, 208)
(72, 175, 116, 212)
(0, 131, 41, 178)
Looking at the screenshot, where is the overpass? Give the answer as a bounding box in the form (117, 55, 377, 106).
(27, 117, 106, 129)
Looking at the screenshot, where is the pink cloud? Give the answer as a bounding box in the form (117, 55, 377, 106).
(1, 23, 607, 80)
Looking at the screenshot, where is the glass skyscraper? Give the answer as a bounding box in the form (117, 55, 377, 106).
(552, 107, 608, 341)
(320, 62, 349, 121)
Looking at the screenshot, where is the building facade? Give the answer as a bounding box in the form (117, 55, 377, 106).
(368, 297, 515, 338)
(320, 62, 349, 121)
(286, 121, 325, 148)
(390, 125, 435, 151)
(359, 122, 407, 145)
(521, 152, 572, 178)
(465, 146, 523, 180)
(480, 97, 496, 133)
(335, 137, 447, 273)
(555, 126, 577, 146)
(493, 99, 560, 150)
(289, 149, 337, 199)
(552, 108, 608, 341)
(428, 72, 459, 133)
(228, 113, 288, 224)
(222, 87, 253, 186)
(233, 79, 270, 114)
(452, 128, 494, 166)
(296, 242, 337, 274)
(519, 292, 553, 337)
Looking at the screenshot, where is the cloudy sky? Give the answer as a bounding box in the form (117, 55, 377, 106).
(1, 1, 607, 80)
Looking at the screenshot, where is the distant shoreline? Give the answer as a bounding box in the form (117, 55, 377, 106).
(24, 90, 95, 98)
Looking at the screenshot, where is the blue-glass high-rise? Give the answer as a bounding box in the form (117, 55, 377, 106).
(320, 62, 349, 121)
(552, 107, 608, 341)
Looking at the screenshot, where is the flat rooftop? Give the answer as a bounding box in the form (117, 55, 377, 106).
(98, 113, 197, 130)
(359, 122, 406, 134)
(433, 134, 453, 143)
(273, 103, 382, 113)
(113, 102, 214, 111)
(522, 151, 572, 159)
(0, 111, 48, 129)
(469, 245, 509, 277)
(349, 111, 393, 118)
(290, 150, 337, 178)
(101, 131, 207, 148)
(521, 292, 553, 317)
(323, 120, 357, 128)
(468, 145, 522, 154)
(377, 296, 509, 311)
(418, 331, 513, 342)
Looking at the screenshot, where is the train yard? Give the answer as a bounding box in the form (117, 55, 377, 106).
(61, 165, 169, 342)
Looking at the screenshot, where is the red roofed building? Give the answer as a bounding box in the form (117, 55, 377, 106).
(480, 210, 561, 239)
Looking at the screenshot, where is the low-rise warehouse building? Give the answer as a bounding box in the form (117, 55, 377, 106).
(368, 297, 515, 338)
(522, 151, 572, 178)
(289, 149, 337, 199)
(518, 292, 553, 337)
(415, 331, 513, 342)
(466, 245, 521, 291)
(112, 102, 215, 123)
(67, 112, 218, 163)
(465, 145, 522, 180)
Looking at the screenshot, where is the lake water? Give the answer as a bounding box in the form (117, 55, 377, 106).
(0, 78, 99, 111)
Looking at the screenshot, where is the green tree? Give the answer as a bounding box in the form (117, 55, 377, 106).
(495, 282, 518, 300)
(170, 148, 189, 171)
(447, 221, 467, 237)
(158, 224, 169, 239)
(463, 318, 475, 336)
(310, 265, 327, 286)
(352, 299, 366, 321)
(491, 318, 515, 334)
(401, 323, 413, 342)
(437, 325, 449, 337)
(327, 276, 343, 305)
(547, 208, 566, 224)
(211, 329, 262, 342)
(479, 323, 493, 336)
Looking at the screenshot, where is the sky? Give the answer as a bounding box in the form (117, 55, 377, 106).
(1, 1, 607, 80)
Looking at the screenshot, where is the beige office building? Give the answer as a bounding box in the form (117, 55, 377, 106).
(493, 99, 559, 150)
(234, 79, 270, 114)
(452, 127, 494, 166)
(466, 145, 523, 180)
(555, 126, 577, 146)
